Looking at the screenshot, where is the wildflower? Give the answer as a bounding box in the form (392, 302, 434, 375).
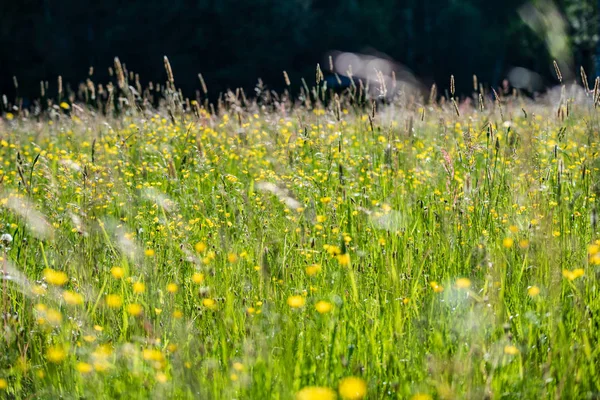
(167, 283, 178, 293)
(60, 102, 70, 110)
(562, 269, 584, 281)
(227, 253, 238, 263)
(32, 285, 46, 296)
(337, 253, 351, 266)
(46, 345, 67, 363)
(296, 386, 336, 400)
(287, 295, 305, 308)
(156, 372, 168, 383)
(504, 345, 520, 355)
(192, 272, 205, 283)
(126, 303, 143, 316)
(202, 298, 217, 310)
(338, 377, 367, 400)
(430, 281, 444, 293)
(173, 310, 183, 318)
(62, 290, 84, 306)
(316, 215, 326, 223)
(306, 264, 321, 276)
(145, 248, 155, 257)
(508, 225, 519, 233)
(0, 378, 7, 390)
(411, 394, 432, 400)
(110, 267, 125, 279)
(315, 301, 333, 314)
(43, 268, 68, 286)
(455, 278, 471, 289)
(527, 286, 540, 297)
(76, 362, 93, 374)
(105, 294, 123, 308)
(232, 362, 244, 372)
(0, 233, 13, 246)
(46, 309, 63, 326)
(519, 239, 529, 249)
(133, 281, 145, 293)
(194, 242, 207, 253)
(502, 237, 514, 248)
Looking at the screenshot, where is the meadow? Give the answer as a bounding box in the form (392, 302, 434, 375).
(0, 61, 600, 399)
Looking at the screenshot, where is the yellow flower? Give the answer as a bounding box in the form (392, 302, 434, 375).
(227, 253, 238, 263)
(429, 281, 444, 293)
(411, 394, 432, 400)
(76, 362, 93, 374)
(287, 295, 305, 308)
(562, 268, 585, 281)
(0, 378, 7, 390)
(527, 286, 540, 297)
(167, 283, 178, 293)
(62, 290, 84, 306)
(455, 278, 471, 289)
(60, 102, 70, 110)
(105, 294, 123, 308)
(43, 268, 68, 286)
(173, 310, 183, 318)
(202, 298, 217, 310)
(502, 237, 514, 248)
(306, 264, 322, 276)
(110, 267, 125, 279)
(133, 281, 146, 294)
(337, 253, 350, 266)
(508, 225, 519, 233)
(519, 239, 529, 249)
(296, 386, 337, 400)
(156, 372, 168, 383)
(338, 377, 367, 400)
(145, 248, 155, 257)
(504, 345, 520, 355)
(126, 303, 143, 316)
(46, 345, 67, 363)
(194, 242, 207, 253)
(315, 301, 333, 314)
(192, 272, 205, 284)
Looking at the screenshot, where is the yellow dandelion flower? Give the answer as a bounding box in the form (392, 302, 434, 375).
(306, 264, 322, 276)
(519, 239, 529, 249)
(411, 394, 432, 400)
(296, 386, 337, 400)
(105, 294, 123, 308)
(0, 378, 7, 390)
(126, 303, 143, 316)
(156, 372, 168, 383)
(430, 281, 444, 293)
(46, 309, 62, 326)
(504, 345, 520, 355)
(62, 290, 84, 306)
(338, 377, 367, 400)
(167, 283, 178, 293)
(337, 253, 351, 266)
(46, 345, 67, 363)
(527, 286, 540, 297)
(133, 281, 145, 294)
(145, 248, 155, 257)
(192, 272, 205, 284)
(43, 268, 68, 286)
(562, 268, 585, 281)
(316, 215, 327, 223)
(110, 267, 125, 279)
(76, 362, 93, 374)
(173, 310, 183, 318)
(59, 102, 70, 110)
(233, 362, 244, 372)
(202, 298, 217, 310)
(194, 242, 207, 253)
(502, 237, 514, 248)
(315, 300, 333, 314)
(287, 295, 305, 308)
(508, 225, 519, 233)
(227, 253, 238, 263)
(455, 278, 471, 289)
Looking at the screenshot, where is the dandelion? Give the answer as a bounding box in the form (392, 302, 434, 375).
(156, 372, 168, 383)
(430, 281, 444, 293)
(337, 253, 351, 266)
(504, 345, 520, 355)
(173, 310, 183, 318)
(455, 278, 471, 289)
(519, 239, 529, 249)
(62, 290, 84, 306)
(411, 395, 432, 400)
(110, 267, 125, 279)
(194, 242, 207, 253)
(202, 298, 217, 310)
(338, 377, 367, 400)
(0, 379, 7, 390)
(315, 300, 333, 314)
(192, 272, 205, 283)
(43, 268, 68, 286)
(527, 286, 540, 297)
(46, 345, 67, 363)
(502, 237, 514, 248)
(562, 269, 585, 281)
(227, 253, 238, 263)
(287, 295, 305, 308)
(76, 362, 93, 374)
(306, 264, 321, 276)
(167, 283, 178, 293)
(145, 248, 155, 257)
(133, 281, 146, 293)
(126, 303, 143, 316)
(296, 386, 337, 400)
(105, 294, 123, 308)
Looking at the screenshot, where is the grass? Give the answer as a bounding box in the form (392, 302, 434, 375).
(0, 64, 600, 399)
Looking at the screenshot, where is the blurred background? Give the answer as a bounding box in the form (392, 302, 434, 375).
(0, 0, 598, 102)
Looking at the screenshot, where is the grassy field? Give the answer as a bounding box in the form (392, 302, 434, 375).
(1, 66, 600, 399)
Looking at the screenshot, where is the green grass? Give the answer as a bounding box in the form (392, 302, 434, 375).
(0, 79, 599, 399)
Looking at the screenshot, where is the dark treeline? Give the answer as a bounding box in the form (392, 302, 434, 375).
(0, 0, 598, 103)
